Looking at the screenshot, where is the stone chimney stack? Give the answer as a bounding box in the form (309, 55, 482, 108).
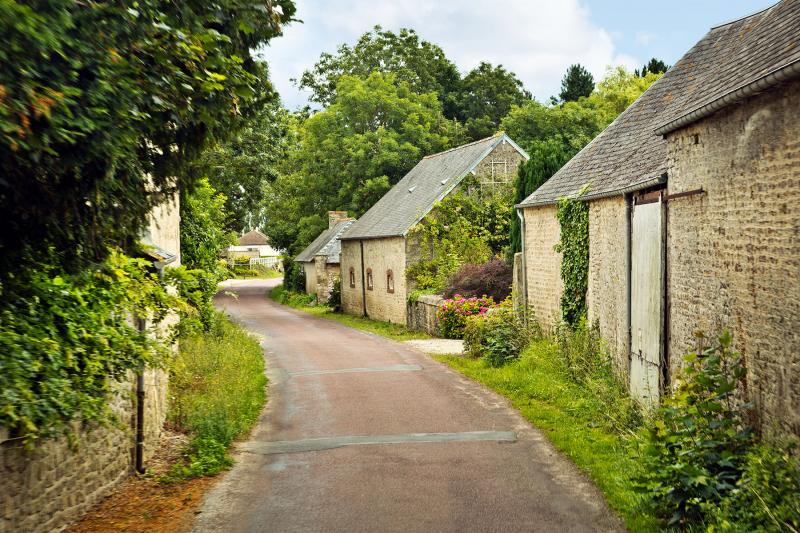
(328, 210, 351, 228)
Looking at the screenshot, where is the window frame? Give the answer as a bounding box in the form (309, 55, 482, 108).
(386, 269, 394, 294)
(366, 268, 373, 291)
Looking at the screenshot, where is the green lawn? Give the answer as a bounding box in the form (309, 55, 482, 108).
(437, 342, 658, 532)
(269, 284, 431, 342)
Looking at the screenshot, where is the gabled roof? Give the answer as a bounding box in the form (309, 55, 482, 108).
(519, 0, 800, 208)
(342, 133, 529, 240)
(295, 219, 355, 264)
(238, 229, 269, 246)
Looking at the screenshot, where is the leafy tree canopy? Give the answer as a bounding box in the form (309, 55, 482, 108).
(181, 178, 236, 272)
(0, 0, 296, 271)
(636, 58, 670, 77)
(457, 62, 532, 140)
(558, 64, 595, 103)
(263, 72, 463, 255)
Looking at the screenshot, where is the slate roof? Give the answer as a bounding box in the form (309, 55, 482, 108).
(519, 0, 800, 208)
(238, 229, 269, 246)
(342, 133, 529, 240)
(295, 219, 355, 264)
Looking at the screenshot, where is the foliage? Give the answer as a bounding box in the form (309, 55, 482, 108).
(296, 26, 462, 118)
(329, 276, 342, 312)
(164, 314, 266, 481)
(406, 193, 509, 293)
(262, 72, 463, 257)
(437, 340, 655, 531)
(706, 439, 800, 532)
(436, 295, 494, 339)
(555, 192, 589, 327)
(636, 58, 670, 77)
(558, 64, 595, 103)
(445, 259, 513, 303)
(195, 100, 291, 232)
(501, 99, 605, 153)
(456, 62, 532, 140)
(165, 267, 222, 335)
(639, 331, 756, 528)
(463, 304, 535, 367)
(508, 138, 578, 259)
(0, 0, 296, 271)
(282, 257, 306, 292)
(181, 178, 236, 273)
(590, 67, 662, 123)
(272, 284, 318, 307)
(0, 250, 177, 445)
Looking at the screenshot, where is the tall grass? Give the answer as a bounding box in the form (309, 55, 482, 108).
(163, 314, 266, 481)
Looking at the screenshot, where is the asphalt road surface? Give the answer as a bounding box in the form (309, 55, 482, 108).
(193, 279, 623, 533)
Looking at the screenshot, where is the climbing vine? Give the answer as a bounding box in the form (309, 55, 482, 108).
(555, 189, 589, 327)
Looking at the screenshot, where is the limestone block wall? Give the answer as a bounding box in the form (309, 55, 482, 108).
(587, 196, 630, 371)
(666, 79, 800, 434)
(362, 237, 407, 324)
(146, 192, 181, 266)
(340, 240, 364, 317)
(522, 205, 563, 328)
(472, 139, 526, 194)
(303, 261, 316, 296)
(407, 294, 444, 336)
(313, 257, 339, 303)
(0, 369, 168, 533)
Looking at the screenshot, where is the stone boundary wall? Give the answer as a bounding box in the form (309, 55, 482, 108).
(0, 368, 168, 533)
(407, 294, 445, 336)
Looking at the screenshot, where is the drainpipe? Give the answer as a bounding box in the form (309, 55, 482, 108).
(359, 241, 367, 317)
(625, 194, 633, 381)
(135, 316, 146, 474)
(515, 208, 528, 316)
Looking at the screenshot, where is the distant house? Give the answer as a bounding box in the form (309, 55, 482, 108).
(518, 0, 800, 432)
(340, 133, 529, 324)
(295, 211, 355, 302)
(227, 229, 281, 268)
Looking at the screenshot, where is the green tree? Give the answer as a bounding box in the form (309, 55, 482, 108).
(501, 100, 605, 152)
(635, 58, 670, 77)
(457, 62, 532, 140)
(296, 26, 462, 118)
(263, 72, 463, 257)
(195, 100, 291, 233)
(181, 179, 235, 272)
(558, 64, 595, 103)
(0, 0, 296, 271)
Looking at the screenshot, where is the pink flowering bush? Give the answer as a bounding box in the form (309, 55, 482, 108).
(437, 294, 495, 339)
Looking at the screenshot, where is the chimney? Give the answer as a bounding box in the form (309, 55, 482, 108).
(328, 210, 351, 229)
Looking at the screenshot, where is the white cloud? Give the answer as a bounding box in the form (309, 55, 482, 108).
(259, 0, 641, 109)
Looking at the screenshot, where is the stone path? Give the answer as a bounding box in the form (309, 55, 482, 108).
(193, 279, 623, 533)
(403, 338, 464, 355)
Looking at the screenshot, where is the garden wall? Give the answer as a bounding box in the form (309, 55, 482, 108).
(407, 294, 444, 336)
(522, 204, 562, 329)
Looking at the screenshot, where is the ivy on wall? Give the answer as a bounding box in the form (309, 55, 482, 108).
(555, 188, 589, 327)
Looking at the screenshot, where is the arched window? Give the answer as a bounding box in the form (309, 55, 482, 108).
(386, 269, 394, 294)
(366, 268, 373, 291)
(349, 267, 356, 288)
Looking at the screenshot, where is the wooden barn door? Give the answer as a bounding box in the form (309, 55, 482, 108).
(629, 191, 666, 404)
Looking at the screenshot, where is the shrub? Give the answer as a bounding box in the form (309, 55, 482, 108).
(463, 304, 536, 367)
(328, 276, 342, 312)
(282, 257, 305, 292)
(555, 319, 606, 384)
(271, 284, 318, 308)
(706, 439, 800, 531)
(444, 259, 513, 303)
(437, 295, 494, 339)
(639, 331, 756, 528)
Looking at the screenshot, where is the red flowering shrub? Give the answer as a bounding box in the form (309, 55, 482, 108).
(437, 295, 495, 339)
(445, 259, 513, 303)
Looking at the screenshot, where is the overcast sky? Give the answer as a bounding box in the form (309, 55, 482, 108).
(258, 0, 776, 110)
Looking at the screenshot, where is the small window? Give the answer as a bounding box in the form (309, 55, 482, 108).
(366, 268, 373, 291)
(349, 267, 356, 288)
(386, 270, 394, 294)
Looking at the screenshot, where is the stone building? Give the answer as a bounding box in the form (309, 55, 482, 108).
(341, 133, 528, 324)
(227, 228, 282, 268)
(517, 0, 800, 433)
(295, 211, 355, 302)
(1, 194, 180, 532)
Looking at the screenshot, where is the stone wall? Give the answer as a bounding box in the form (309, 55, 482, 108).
(665, 79, 800, 434)
(407, 294, 444, 336)
(340, 240, 363, 317)
(340, 237, 407, 324)
(313, 257, 339, 303)
(587, 196, 630, 371)
(471, 138, 527, 195)
(522, 204, 563, 329)
(0, 369, 168, 533)
(303, 261, 316, 296)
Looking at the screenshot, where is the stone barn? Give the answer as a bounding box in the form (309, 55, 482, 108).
(518, 0, 800, 433)
(295, 211, 355, 302)
(341, 133, 528, 324)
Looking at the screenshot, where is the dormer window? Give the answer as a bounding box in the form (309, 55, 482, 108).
(366, 268, 373, 291)
(349, 267, 356, 288)
(386, 270, 394, 294)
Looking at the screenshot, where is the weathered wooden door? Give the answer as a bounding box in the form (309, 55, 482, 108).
(630, 193, 665, 404)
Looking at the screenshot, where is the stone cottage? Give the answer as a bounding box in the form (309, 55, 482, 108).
(227, 228, 281, 268)
(517, 0, 800, 432)
(341, 133, 528, 324)
(295, 211, 355, 302)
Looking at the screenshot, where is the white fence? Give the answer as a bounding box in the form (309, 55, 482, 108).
(249, 257, 280, 270)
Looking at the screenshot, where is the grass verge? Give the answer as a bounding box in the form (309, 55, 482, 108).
(437, 340, 658, 532)
(269, 284, 430, 342)
(162, 313, 267, 482)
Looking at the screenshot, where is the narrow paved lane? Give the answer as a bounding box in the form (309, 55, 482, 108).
(194, 279, 623, 533)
